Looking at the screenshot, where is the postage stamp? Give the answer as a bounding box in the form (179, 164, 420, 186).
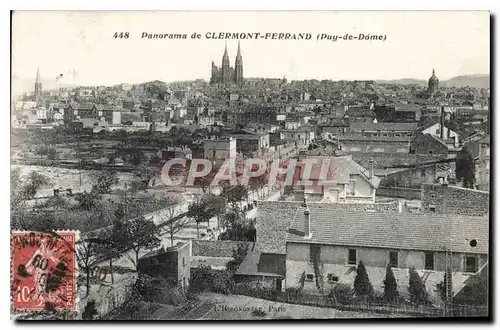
(11, 231, 79, 312)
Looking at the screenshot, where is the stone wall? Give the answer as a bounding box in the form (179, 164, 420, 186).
(192, 240, 253, 258)
(377, 187, 422, 200)
(352, 153, 444, 169)
(421, 183, 490, 216)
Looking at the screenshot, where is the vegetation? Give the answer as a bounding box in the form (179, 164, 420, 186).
(383, 264, 399, 302)
(353, 260, 373, 298)
(187, 199, 214, 239)
(90, 170, 119, 194)
(82, 300, 98, 320)
(408, 266, 429, 305)
(226, 242, 250, 272)
(120, 216, 162, 270)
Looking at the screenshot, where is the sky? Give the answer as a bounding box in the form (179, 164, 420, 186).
(11, 11, 490, 91)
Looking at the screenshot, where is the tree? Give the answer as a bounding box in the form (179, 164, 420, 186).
(221, 185, 248, 209)
(82, 300, 98, 320)
(408, 266, 429, 305)
(383, 264, 398, 302)
(129, 148, 144, 167)
(75, 191, 101, 210)
(94, 226, 124, 284)
(156, 196, 189, 246)
(124, 216, 162, 270)
(22, 171, 51, 199)
(90, 170, 119, 194)
(201, 193, 227, 230)
(187, 199, 213, 239)
(226, 242, 249, 272)
(149, 154, 162, 166)
(76, 238, 99, 297)
(353, 260, 373, 298)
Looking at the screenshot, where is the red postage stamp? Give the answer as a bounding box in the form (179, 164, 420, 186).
(11, 231, 78, 312)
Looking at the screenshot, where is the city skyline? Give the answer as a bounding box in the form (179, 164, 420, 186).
(12, 11, 490, 91)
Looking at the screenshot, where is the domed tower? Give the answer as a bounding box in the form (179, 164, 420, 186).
(428, 68, 439, 95)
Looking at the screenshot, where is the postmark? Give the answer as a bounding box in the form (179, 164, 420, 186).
(11, 231, 79, 312)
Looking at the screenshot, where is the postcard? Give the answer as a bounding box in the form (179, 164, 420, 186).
(10, 10, 490, 320)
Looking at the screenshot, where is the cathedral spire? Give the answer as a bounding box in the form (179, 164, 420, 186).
(34, 66, 42, 99)
(35, 66, 41, 85)
(223, 41, 229, 60)
(236, 40, 242, 59)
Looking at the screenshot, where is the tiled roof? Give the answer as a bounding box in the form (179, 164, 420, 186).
(77, 103, 96, 111)
(235, 251, 285, 277)
(350, 122, 418, 131)
(294, 155, 380, 187)
(255, 201, 301, 254)
(286, 203, 488, 254)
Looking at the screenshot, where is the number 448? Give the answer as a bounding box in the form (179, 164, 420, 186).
(113, 32, 129, 39)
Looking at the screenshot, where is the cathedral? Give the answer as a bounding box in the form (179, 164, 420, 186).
(210, 42, 244, 86)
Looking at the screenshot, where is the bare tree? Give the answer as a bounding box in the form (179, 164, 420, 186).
(155, 196, 189, 246)
(76, 238, 99, 297)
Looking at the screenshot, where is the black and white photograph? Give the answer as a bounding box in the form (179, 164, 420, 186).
(9, 10, 491, 321)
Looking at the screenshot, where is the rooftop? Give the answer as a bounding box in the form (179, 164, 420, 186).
(286, 203, 488, 254)
(350, 122, 419, 132)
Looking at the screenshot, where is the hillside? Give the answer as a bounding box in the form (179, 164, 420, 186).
(376, 74, 490, 89)
(441, 74, 490, 89)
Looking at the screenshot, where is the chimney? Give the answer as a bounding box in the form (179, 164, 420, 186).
(301, 197, 311, 238)
(440, 106, 445, 140)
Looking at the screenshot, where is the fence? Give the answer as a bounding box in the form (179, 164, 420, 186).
(231, 287, 488, 318)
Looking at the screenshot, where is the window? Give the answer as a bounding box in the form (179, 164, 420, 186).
(429, 206, 436, 212)
(348, 249, 357, 265)
(182, 257, 186, 267)
(305, 274, 315, 282)
(428, 150, 433, 155)
(327, 274, 339, 283)
(424, 252, 434, 270)
(420, 169, 426, 177)
(465, 256, 478, 273)
(389, 251, 398, 268)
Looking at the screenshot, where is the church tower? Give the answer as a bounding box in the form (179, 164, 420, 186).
(221, 42, 231, 85)
(210, 61, 218, 84)
(428, 68, 439, 95)
(34, 66, 42, 100)
(235, 41, 244, 86)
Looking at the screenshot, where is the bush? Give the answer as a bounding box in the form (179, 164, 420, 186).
(383, 265, 399, 302)
(408, 266, 429, 305)
(133, 274, 186, 305)
(353, 261, 373, 298)
(82, 300, 98, 320)
(190, 266, 234, 294)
